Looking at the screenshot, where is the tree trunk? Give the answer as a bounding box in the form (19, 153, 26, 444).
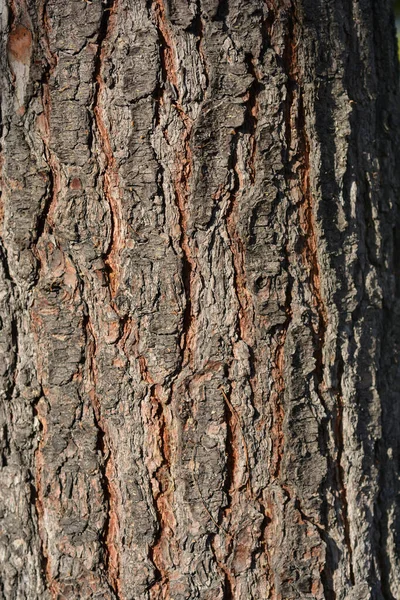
(1, 0, 399, 598)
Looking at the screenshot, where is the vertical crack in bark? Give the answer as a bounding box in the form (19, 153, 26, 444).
(218, 50, 265, 596)
(261, 1, 275, 61)
(147, 385, 175, 599)
(250, 12, 291, 592)
(86, 8, 127, 589)
(39, 0, 55, 68)
(213, 388, 257, 594)
(224, 51, 262, 401)
(140, 360, 177, 599)
(214, 53, 265, 597)
(175, 132, 195, 368)
(254, 501, 274, 598)
(243, 54, 261, 186)
(83, 312, 122, 598)
(34, 1, 59, 266)
(6, 0, 26, 91)
(146, 11, 212, 582)
(34, 81, 60, 249)
(218, 386, 244, 593)
(147, 2, 193, 588)
(297, 92, 328, 400)
(225, 127, 256, 359)
(334, 357, 355, 586)
(267, 9, 295, 482)
(270, 277, 292, 482)
(152, 0, 196, 368)
(201, 448, 234, 598)
(188, 0, 209, 99)
(6, 0, 17, 39)
(224, 391, 242, 518)
(261, 257, 292, 600)
(32, 395, 60, 598)
(224, 53, 260, 339)
(220, 387, 252, 496)
(0, 240, 18, 403)
(92, 0, 123, 298)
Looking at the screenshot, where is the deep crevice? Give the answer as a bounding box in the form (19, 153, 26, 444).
(212, 0, 229, 30)
(30, 409, 50, 582)
(186, 0, 209, 96)
(0, 241, 18, 401)
(33, 2, 59, 273)
(334, 355, 355, 586)
(221, 51, 262, 409)
(240, 53, 262, 184)
(151, 0, 195, 367)
(147, 385, 173, 597)
(260, 4, 275, 62)
(297, 91, 328, 391)
(222, 387, 239, 514)
(92, 0, 121, 298)
(32, 394, 59, 597)
(270, 248, 293, 481)
(83, 310, 122, 598)
(92, 0, 116, 108)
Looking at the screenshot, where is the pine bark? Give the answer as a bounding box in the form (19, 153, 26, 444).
(1, 0, 400, 598)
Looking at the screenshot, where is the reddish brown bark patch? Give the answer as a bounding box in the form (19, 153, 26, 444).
(70, 177, 82, 190)
(7, 24, 32, 65)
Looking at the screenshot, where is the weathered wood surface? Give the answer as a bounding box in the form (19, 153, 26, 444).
(1, 0, 400, 598)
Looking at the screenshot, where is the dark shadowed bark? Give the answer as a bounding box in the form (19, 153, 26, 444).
(0, 0, 399, 598)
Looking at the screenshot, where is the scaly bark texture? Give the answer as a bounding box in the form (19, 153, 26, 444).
(0, 0, 399, 598)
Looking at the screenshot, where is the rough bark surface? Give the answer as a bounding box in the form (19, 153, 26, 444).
(0, 0, 400, 598)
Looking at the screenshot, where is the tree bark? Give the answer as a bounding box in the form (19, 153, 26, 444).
(1, 0, 399, 598)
